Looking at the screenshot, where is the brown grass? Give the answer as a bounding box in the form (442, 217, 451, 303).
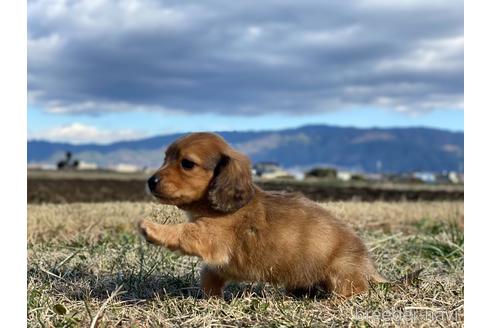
(28, 201, 464, 327)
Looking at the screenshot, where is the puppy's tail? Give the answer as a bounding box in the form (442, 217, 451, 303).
(394, 268, 424, 287)
(366, 260, 390, 284)
(370, 268, 424, 289)
(369, 271, 389, 284)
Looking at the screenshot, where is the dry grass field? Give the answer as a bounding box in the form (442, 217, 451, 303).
(27, 201, 464, 327)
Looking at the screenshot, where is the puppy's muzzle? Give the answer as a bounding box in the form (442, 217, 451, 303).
(147, 175, 160, 193)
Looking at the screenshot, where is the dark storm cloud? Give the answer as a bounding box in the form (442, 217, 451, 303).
(27, 0, 463, 115)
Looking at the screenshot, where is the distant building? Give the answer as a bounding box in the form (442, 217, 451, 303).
(448, 171, 464, 184)
(77, 161, 98, 170)
(27, 163, 57, 170)
(304, 167, 371, 182)
(384, 173, 424, 184)
(365, 173, 384, 181)
(336, 171, 352, 181)
(253, 162, 293, 179)
(412, 172, 436, 183)
(110, 163, 142, 173)
(436, 171, 464, 184)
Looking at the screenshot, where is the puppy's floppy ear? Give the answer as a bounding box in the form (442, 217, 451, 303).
(208, 150, 255, 212)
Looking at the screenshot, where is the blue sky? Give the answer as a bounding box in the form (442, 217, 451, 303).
(27, 0, 463, 144)
(28, 105, 463, 144)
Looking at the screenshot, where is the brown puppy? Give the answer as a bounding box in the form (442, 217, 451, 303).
(139, 132, 387, 298)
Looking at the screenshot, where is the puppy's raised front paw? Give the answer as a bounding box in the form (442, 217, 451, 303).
(138, 219, 160, 245)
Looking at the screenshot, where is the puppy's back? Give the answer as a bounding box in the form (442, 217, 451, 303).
(238, 190, 368, 287)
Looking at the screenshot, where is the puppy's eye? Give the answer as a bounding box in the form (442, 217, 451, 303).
(181, 159, 195, 170)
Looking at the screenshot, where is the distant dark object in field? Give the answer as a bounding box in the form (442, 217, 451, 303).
(350, 173, 367, 182)
(57, 152, 79, 170)
(305, 167, 337, 179)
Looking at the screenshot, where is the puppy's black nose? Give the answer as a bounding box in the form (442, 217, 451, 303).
(147, 175, 160, 192)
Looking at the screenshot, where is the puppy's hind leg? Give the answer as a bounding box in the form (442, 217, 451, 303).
(286, 282, 329, 299)
(324, 263, 369, 298)
(200, 265, 227, 298)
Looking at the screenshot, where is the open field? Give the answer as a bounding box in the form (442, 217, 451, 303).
(27, 169, 464, 203)
(28, 201, 464, 327)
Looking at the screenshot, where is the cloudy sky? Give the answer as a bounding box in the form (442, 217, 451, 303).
(28, 0, 463, 144)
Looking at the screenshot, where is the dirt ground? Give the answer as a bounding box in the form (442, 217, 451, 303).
(28, 176, 464, 204)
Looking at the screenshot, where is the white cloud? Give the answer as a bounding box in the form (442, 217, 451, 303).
(28, 123, 147, 144)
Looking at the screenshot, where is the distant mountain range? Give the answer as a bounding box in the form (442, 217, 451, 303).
(27, 125, 464, 173)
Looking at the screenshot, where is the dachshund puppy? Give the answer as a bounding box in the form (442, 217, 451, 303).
(139, 132, 387, 298)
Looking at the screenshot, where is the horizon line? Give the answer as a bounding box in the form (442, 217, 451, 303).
(27, 123, 464, 146)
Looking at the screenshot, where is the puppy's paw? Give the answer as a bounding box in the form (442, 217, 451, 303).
(138, 218, 161, 245)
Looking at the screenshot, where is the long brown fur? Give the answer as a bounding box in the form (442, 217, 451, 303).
(138, 132, 388, 298)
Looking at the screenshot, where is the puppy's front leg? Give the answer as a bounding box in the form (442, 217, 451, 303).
(138, 219, 182, 251)
(138, 219, 231, 265)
